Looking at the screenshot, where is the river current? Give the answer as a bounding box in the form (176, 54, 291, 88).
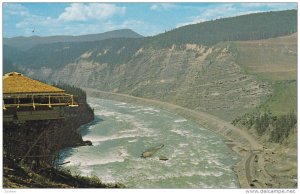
(60, 97, 240, 188)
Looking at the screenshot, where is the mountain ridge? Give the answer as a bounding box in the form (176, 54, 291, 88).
(4, 29, 143, 51)
(146, 9, 297, 47)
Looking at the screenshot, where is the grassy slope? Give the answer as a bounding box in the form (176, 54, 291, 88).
(233, 33, 297, 116)
(261, 81, 297, 115)
(234, 33, 297, 81)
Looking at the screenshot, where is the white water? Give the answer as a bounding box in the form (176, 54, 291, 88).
(60, 97, 239, 188)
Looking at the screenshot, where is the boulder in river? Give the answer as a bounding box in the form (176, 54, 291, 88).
(159, 156, 168, 161)
(83, 140, 93, 146)
(75, 140, 93, 147)
(141, 144, 164, 158)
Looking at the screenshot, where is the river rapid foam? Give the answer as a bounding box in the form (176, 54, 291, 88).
(60, 97, 239, 188)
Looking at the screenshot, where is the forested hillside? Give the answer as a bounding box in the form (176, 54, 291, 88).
(7, 38, 145, 70)
(147, 9, 297, 47)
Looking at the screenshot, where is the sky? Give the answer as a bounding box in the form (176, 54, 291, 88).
(3, 2, 297, 38)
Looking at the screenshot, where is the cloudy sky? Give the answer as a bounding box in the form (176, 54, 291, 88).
(3, 2, 297, 38)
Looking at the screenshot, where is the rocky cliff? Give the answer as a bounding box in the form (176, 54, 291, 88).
(25, 43, 270, 121)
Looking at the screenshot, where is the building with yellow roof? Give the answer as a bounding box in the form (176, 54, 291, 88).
(3, 72, 64, 95)
(3, 72, 78, 123)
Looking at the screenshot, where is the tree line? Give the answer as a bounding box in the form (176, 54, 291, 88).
(53, 82, 87, 103)
(232, 111, 297, 143)
(148, 9, 297, 48)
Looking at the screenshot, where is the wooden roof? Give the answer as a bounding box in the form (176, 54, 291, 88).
(3, 72, 65, 94)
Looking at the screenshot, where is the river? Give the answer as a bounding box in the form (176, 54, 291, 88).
(60, 97, 240, 188)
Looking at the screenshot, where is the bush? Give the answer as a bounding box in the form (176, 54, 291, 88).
(270, 112, 297, 143)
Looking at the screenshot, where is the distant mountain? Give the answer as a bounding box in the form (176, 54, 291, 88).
(3, 45, 24, 74)
(3, 29, 143, 51)
(6, 37, 145, 70)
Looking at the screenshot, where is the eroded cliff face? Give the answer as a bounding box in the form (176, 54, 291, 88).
(57, 101, 94, 147)
(25, 44, 270, 121)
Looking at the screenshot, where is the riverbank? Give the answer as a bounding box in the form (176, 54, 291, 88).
(84, 88, 286, 188)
